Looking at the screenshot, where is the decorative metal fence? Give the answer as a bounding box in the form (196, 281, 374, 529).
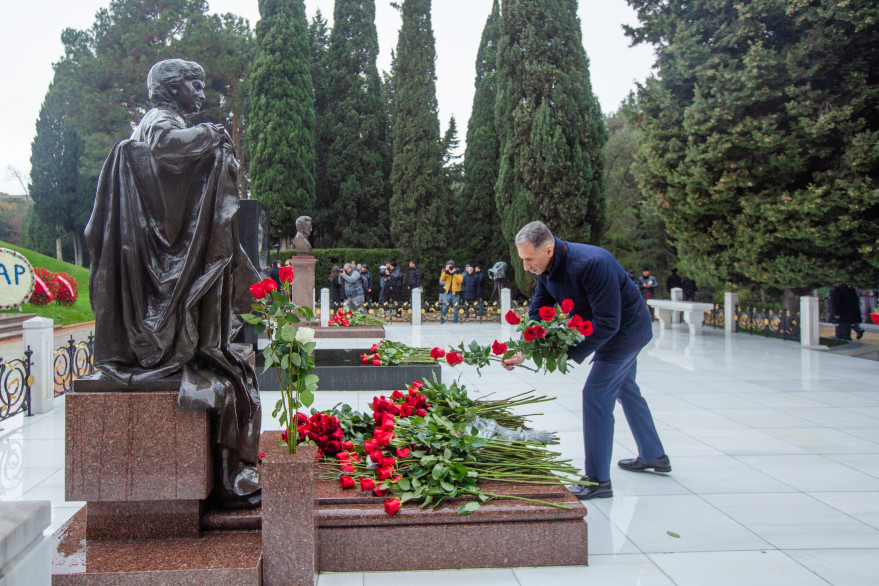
(0, 347, 33, 423)
(54, 333, 96, 397)
(322, 300, 531, 324)
(704, 304, 800, 341)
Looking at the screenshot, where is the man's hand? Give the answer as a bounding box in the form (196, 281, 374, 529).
(502, 352, 525, 370)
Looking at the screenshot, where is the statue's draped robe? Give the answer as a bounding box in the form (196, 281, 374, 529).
(85, 107, 261, 466)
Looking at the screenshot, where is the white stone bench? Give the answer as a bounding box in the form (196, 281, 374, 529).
(647, 299, 715, 335)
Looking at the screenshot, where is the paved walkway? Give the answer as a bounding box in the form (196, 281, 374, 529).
(2, 323, 878, 585)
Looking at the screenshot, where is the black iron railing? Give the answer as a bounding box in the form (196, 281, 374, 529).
(0, 347, 33, 423)
(323, 300, 531, 324)
(54, 333, 96, 397)
(704, 304, 800, 341)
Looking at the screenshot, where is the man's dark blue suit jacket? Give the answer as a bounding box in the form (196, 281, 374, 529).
(528, 237, 653, 363)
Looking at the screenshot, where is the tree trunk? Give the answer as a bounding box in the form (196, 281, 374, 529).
(55, 225, 63, 261)
(73, 233, 83, 267)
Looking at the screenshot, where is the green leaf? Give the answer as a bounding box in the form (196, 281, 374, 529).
(304, 374, 319, 386)
(290, 353, 302, 367)
(280, 324, 296, 342)
(432, 463, 447, 481)
(286, 312, 301, 323)
(457, 502, 480, 515)
(440, 480, 455, 492)
(667, 531, 680, 538)
(241, 313, 261, 324)
(280, 354, 289, 369)
(443, 448, 453, 460)
(300, 389, 314, 407)
(397, 478, 411, 491)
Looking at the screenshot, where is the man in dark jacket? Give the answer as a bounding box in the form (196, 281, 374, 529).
(503, 221, 669, 500)
(830, 283, 865, 340)
(407, 261, 422, 292)
(460, 265, 481, 319)
(666, 268, 683, 295)
(388, 262, 405, 302)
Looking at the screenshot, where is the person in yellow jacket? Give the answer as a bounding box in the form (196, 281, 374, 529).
(439, 260, 464, 324)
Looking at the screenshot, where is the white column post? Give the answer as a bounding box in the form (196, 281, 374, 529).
(411, 287, 422, 326)
(319, 288, 330, 327)
(724, 292, 739, 334)
(22, 317, 54, 414)
(671, 287, 683, 324)
(500, 288, 511, 324)
(800, 295, 820, 348)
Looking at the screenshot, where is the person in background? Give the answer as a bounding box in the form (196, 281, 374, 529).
(388, 262, 405, 303)
(637, 268, 658, 301)
(857, 286, 877, 324)
(681, 275, 698, 302)
(329, 265, 345, 306)
(360, 264, 373, 302)
(666, 268, 683, 296)
(830, 283, 865, 340)
(407, 260, 422, 292)
(461, 264, 481, 320)
(378, 264, 390, 303)
(340, 263, 365, 311)
(269, 260, 282, 291)
(439, 260, 464, 324)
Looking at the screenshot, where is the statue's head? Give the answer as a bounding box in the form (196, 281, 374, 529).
(147, 59, 206, 115)
(295, 216, 312, 236)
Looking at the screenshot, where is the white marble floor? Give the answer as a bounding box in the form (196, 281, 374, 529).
(2, 323, 878, 585)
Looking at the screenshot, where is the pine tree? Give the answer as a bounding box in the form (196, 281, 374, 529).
(249, 0, 316, 242)
(322, 0, 391, 248)
(389, 0, 448, 274)
(460, 0, 505, 268)
(628, 0, 879, 294)
(496, 0, 607, 293)
(309, 10, 332, 246)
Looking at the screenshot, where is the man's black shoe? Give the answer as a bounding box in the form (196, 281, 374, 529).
(569, 478, 612, 500)
(618, 455, 672, 473)
(856, 329, 865, 340)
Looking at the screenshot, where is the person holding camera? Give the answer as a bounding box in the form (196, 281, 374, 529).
(439, 260, 464, 324)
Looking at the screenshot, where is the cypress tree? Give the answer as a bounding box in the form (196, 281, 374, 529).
(461, 0, 505, 267)
(628, 0, 879, 294)
(389, 0, 448, 273)
(309, 10, 332, 246)
(249, 0, 315, 242)
(496, 0, 607, 293)
(322, 0, 391, 248)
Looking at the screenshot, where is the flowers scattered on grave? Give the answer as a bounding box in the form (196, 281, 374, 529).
(312, 377, 581, 517)
(360, 339, 435, 366)
(432, 299, 591, 374)
(871, 312, 879, 326)
(242, 273, 317, 455)
(328, 307, 387, 327)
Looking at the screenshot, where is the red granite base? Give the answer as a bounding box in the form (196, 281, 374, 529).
(86, 500, 203, 540)
(51, 509, 262, 585)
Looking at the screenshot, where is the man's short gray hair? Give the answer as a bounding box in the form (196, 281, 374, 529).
(515, 221, 554, 248)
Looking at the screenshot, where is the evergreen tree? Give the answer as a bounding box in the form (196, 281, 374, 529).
(249, 0, 316, 242)
(628, 0, 879, 294)
(496, 0, 607, 293)
(389, 0, 448, 274)
(28, 85, 84, 262)
(309, 10, 332, 246)
(461, 0, 505, 267)
(322, 0, 391, 248)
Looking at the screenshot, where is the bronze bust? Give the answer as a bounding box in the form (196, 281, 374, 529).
(292, 215, 313, 255)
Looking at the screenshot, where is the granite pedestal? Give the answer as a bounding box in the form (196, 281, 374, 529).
(288, 255, 317, 314)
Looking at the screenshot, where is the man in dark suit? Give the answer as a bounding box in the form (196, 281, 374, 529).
(503, 221, 670, 499)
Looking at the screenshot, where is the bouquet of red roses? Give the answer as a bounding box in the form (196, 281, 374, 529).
(438, 298, 592, 374)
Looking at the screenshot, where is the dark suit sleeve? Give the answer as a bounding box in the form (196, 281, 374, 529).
(528, 277, 557, 321)
(570, 258, 622, 360)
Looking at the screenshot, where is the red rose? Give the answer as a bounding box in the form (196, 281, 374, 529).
(340, 475, 355, 489)
(377, 466, 394, 480)
(361, 353, 369, 363)
(578, 321, 594, 336)
(446, 352, 463, 366)
(430, 347, 445, 361)
(522, 326, 538, 342)
(539, 306, 556, 321)
(280, 429, 288, 443)
(372, 358, 381, 366)
(561, 298, 575, 314)
(364, 439, 377, 453)
(567, 314, 583, 329)
(410, 381, 424, 390)
(491, 340, 508, 356)
(249, 282, 267, 299)
(341, 440, 354, 451)
(336, 452, 350, 461)
(871, 313, 879, 325)
(397, 447, 411, 458)
(384, 498, 401, 516)
(381, 457, 396, 468)
(505, 310, 521, 325)
(370, 450, 384, 463)
(382, 414, 396, 428)
(342, 464, 355, 473)
(279, 266, 294, 283)
(373, 487, 388, 497)
(415, 408, 427, 417)
(261, 278, 277, 294)
(360, 478, 375, 491)
(534, 325, 546, 339)
(258, 452, 266, 461)
(350, 453, 361, 462)
(399, 404, 414, 417)
(391, 475, 402, 483)
(391, 389, 404, 400)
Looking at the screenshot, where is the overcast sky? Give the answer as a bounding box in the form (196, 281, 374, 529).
(0, 0, 655, 195)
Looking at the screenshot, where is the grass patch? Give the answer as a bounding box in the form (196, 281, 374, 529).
(819, 336, 849, 348)
(0, 240, 94, 326)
